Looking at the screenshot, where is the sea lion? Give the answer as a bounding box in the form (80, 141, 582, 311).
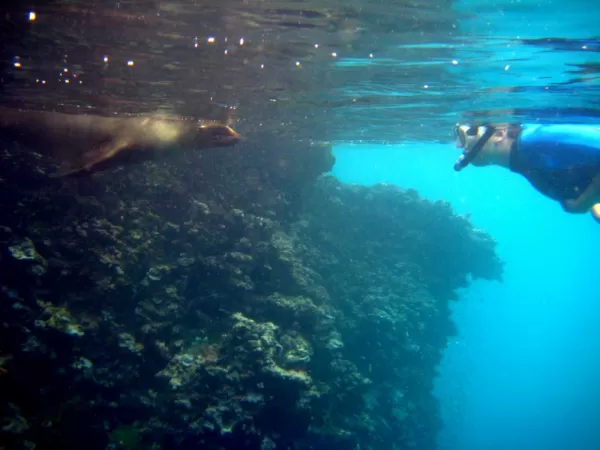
(0, 107, 241, 177)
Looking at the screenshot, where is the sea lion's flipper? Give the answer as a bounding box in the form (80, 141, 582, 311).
(51, 137, 131, 177)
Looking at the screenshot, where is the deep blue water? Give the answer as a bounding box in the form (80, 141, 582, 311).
(330, 0, 600, 447)
(332, 143, 600, 450)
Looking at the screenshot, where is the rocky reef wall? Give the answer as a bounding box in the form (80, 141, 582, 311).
(0, 133, 503, 450)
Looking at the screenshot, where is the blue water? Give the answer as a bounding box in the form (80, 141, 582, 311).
(331, 142, 600, 450)
(330, 0, 600, 447)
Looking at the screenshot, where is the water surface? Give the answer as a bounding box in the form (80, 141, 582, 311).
(2, 0, 598, 143)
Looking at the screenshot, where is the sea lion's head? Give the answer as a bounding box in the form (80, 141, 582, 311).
(197, 124, 242, 148)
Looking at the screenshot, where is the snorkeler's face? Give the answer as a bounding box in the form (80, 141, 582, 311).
(469, 127, 511, 167)
(455, 124, 477, 149)
(454, 123, 515, 170)
(455, 133, 479, 150)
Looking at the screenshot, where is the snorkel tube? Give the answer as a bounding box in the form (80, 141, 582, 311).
(453, 124, 497, 172)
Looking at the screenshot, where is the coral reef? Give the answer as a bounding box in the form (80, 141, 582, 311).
(0, 132, 502, 449)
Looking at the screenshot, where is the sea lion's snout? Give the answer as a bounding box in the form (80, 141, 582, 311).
(199, 124, 242, 147)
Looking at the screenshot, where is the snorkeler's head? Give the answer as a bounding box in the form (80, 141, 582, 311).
(454, 123, 519, 170)
(454, 124, 496, 171)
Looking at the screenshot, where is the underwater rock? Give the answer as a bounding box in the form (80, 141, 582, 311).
(7, 237, 47, 277)
(35, 300, 85, 337)
(0, 135, 502, 449)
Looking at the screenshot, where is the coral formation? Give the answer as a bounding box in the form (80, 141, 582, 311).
(0, 132, 502, 449)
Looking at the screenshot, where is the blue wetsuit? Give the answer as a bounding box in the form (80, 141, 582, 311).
(509, 124, 600, 201)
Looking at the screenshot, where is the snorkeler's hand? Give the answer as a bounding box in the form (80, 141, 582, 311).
(591, 204, 600, 224)
(561, 173, 600, 214)
(560, 198, 589, 214)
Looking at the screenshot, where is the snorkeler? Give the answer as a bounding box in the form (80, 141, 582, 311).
(454, 122, 600, 223)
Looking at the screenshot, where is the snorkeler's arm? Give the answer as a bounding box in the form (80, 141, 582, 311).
(561, 172, 600, 213)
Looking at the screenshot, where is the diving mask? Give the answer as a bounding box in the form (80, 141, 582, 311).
(453, 123, 497, 171)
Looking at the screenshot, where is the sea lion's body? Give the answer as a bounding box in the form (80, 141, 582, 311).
(0, 108, 241, 176)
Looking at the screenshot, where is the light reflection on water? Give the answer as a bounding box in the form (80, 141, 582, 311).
(0, 0, 598, 144)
